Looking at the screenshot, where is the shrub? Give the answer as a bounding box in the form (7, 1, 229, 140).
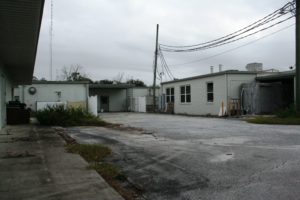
(35, 105, 108, 126)
(275, 105, 300, 118)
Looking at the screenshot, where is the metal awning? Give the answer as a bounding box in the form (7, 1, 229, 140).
(0, 0, 45, 84)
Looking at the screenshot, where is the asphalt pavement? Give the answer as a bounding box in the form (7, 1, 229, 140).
(66, 113, 300, 200)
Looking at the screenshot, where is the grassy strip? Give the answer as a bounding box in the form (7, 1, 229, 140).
(247, 116, 300, 125)
(65, 143, 111, 162)
(65, 143, 139, 200)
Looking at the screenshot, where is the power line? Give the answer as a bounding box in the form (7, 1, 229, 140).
(167, 23, 295, 66)
(160, 1, 296, 52)
(161, 15, 295, 52)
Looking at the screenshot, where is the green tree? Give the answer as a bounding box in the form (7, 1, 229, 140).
(126, 79, 146, 87)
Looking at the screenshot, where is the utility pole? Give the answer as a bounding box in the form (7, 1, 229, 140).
(296, 0, 300, 111)
(153, 24, 159, 112)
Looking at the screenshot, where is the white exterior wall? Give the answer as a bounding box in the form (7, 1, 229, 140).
(162, 73, 256, 116)
(0, 63, 13, 128)
(17, 83, 88, 111)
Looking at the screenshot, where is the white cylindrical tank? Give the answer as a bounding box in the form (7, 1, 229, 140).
(88, 96, 98, 116)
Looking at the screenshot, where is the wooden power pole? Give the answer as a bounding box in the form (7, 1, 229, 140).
(296, 0, 300, 111)
(153, 24, 159, 112)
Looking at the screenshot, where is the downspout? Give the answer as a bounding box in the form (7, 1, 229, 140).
(225, 73, 228, 114)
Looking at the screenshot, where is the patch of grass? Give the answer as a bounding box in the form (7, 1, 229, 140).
(65, 143, 111, 162)
(87, 163, 123, 179)
(65, 143, 139, 199)
(247, 116, 300, 125)
(247, 104, 300, 125)
(35, 105, 109, 126)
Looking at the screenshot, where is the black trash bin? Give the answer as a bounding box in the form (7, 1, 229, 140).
(6, 101, 30, 125)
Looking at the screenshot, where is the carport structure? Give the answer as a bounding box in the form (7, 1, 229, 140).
(255, 71, 295, 113)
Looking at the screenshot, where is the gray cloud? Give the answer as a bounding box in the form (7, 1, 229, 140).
(34, 0, 295, 85)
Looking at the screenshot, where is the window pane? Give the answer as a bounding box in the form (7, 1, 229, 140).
(171, 88, 174, 95)
(207, 93, 214, 102)
(181, 95, 185, 103)
(166, 88, 170, 95)
(186, 85, 190, 94)
(207, 83, 213, 92)
(171, 96, 174, 103)
(166, 96, 170, 103)
(186, 94, 191, 102)
(180, 86, 185, 95)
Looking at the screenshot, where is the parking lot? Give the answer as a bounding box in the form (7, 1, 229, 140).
(67, 113, 300, 200)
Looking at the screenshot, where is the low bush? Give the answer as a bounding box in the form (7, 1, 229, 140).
(275, 105, 300, 118)
(247, 105, 300, 125)
(35, 105, 108, 126)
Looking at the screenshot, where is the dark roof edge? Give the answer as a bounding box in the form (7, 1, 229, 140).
(31, 0, 45, 81)
(161, 70, 257, 84)
(256, 71, 295, 81)
(32, 80, 90, 84)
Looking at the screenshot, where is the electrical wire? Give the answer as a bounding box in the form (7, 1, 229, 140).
(160, 0, 295, 52)
(160, 14, 295, 52)
(167, 23, 295, 66)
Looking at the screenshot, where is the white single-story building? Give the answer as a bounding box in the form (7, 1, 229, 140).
(161, 70, 257, 116)
(14, 81, 90, 111)
(0, 0, 44, 128)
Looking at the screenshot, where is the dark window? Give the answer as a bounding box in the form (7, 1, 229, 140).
(180, 85, 191, 103)
(166, 87, 174, 103)
(207, 82, 214, 102)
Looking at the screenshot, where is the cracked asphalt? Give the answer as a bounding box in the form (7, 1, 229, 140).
(66, 113, 300, 200)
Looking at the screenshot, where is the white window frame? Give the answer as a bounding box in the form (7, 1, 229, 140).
(166, 87, 174, 103)
(180, 85, 191, 103)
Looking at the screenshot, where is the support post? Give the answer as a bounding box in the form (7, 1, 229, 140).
(153, 24, 159, 112)
(296, 0, 300, 111)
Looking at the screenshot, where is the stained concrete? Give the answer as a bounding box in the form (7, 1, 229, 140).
(66, 113, 300, 200)
(0, 125, 123, 200)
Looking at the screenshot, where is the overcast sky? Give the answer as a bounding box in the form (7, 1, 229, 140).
(34, 0, 296, 85)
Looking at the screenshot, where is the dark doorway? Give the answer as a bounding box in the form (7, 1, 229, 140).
(100, 96, 109, 112)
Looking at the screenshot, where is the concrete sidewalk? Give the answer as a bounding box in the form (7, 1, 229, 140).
(0, 125, 123, 200)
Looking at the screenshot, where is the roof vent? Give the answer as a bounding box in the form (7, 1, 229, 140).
(246, 63, 263, 71)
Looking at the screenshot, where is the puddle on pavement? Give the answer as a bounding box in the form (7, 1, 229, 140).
(210, 153, 234, 162)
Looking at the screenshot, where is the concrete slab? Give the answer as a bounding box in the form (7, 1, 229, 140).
(0, 125, 123, 200)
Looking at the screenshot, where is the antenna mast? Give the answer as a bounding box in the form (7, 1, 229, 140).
(49, 0, 53, 80)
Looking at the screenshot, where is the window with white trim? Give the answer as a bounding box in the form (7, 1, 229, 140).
(207, 82, 214, 102)
(166, 87, 174, 103)
(180, 85, 191, 103)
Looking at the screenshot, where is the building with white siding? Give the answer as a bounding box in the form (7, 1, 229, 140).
(161, 70, 257, 116)
(14, 81, 90, 111)
(0, 0, 44, 128)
